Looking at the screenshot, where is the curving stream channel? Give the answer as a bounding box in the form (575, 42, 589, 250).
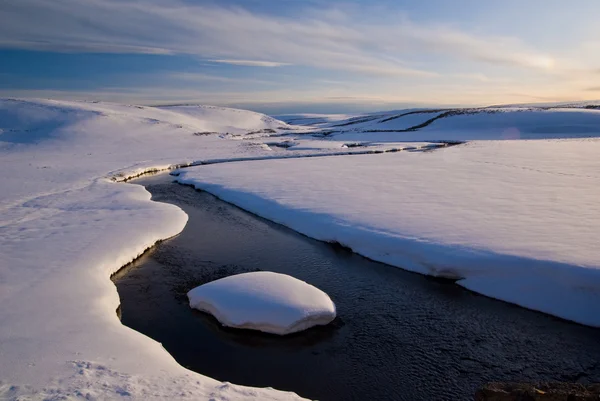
(113, 172, 600, 401)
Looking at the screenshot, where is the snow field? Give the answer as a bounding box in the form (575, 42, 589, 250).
(177, 138, 600, 327)
(0, 99, 307, 400)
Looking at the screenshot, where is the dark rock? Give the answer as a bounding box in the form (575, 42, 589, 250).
(193, 131, 219, 136)
(475, 382, 600, 401)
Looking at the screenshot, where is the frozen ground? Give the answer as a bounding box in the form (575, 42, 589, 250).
(188, 272, 336, 335)
(1, 98, 599, 399)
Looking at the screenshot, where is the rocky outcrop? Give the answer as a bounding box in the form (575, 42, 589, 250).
(475, 382, 600, 400)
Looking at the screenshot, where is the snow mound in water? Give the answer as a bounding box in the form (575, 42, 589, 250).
(187, 272, 336, 335)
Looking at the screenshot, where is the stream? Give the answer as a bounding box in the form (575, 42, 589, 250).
(113, 172, 600, 401)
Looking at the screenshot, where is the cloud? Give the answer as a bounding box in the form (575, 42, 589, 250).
(209, 59, 290, 67)
(4, 76, 600, 109)
(399, 22, 558, 71)
(0, 86, 345, 106)
(0, 0, 566, 78)
(170, 72, 279, 86)
(585, 87, 600, 92)
(453, 73, 492, 82)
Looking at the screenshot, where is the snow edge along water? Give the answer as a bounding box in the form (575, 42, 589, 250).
(174, 151, 600, 329)
(0, 99, 311, 401)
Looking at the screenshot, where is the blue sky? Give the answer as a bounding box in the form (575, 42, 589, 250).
(0, 0, 599, 113)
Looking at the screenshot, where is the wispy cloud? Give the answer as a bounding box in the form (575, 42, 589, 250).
(170, 72, 279, 86)
(209, 59, 290, 67)
(2, 0, 599, 107)
(0, 0, 568, 78)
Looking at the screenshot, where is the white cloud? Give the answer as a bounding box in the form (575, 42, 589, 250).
(209, 59, 290, 67)
(170, 72, 279, 86)
(5, 76, 598, 108)
(0, 0, 571, 78)
(3, 0, 598, 106)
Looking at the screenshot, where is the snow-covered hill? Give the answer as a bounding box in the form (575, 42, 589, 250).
(1, 98, 599, 400)
(158, 104, 289, 135)
(277, 103, 600, 141)
(0, 99, 306, 401)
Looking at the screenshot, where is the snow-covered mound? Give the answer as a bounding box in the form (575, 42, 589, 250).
(159, 104, 289, 135)
(188, 272, 336, 335)
(177, 138, 600, 327)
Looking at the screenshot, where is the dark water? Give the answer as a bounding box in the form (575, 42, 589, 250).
(114, 173, 600, 401)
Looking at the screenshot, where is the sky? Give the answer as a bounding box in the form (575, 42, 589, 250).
(0, 0, 599, 113)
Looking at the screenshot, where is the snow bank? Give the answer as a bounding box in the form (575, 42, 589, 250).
(275, 139, 432, 152)
(0, 99, 306, 400)
(188, 272, 336, 335)
(177, 138, 600, 327)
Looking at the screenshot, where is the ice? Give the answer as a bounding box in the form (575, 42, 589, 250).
(176, 138, 600, 327)
(188, 272, 336, 335)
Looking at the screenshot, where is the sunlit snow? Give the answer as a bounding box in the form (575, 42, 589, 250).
(177, 138, 600, 327)
(188, 272, 336, 335)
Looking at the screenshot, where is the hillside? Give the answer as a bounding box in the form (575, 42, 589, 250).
(275, 103, 600, 141)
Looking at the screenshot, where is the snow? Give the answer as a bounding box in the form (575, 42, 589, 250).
(176, 138, 600, 327)
(419, 108, 600, 138)
(267, 139, 432, 152)
(322, 109, 446, 132)
(300, 106, 600, 142)
(158, 105, 288, 135)
(273, 113, 353, 126)
(0, 99, 306, 400)
(188, 272, 336, 335)
(2, 97, 600, 399)
(364, 110, 445, 131)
